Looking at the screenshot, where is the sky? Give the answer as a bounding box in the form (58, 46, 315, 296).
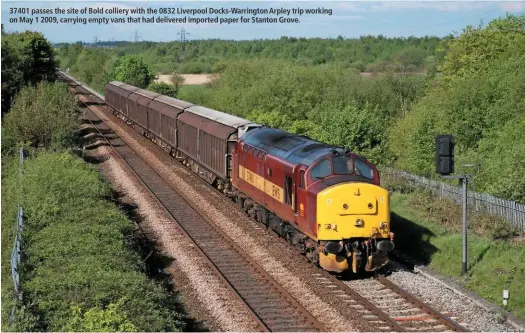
(1, 1, 524, 43)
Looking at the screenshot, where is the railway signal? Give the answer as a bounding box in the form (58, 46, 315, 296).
(435, 134, 474, 276)
(435, 134, 454, 175)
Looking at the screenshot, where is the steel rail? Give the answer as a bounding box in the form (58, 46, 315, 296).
(376, 276, 468, 332)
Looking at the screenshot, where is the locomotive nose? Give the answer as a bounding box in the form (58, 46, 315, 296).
(316, 182, 390, 240)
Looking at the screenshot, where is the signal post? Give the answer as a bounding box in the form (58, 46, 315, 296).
(435, 135, 472, 276)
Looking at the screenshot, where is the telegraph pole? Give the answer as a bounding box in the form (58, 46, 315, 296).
(177, 27, 190, 64)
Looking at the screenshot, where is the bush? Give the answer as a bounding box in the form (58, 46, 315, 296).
(2, 82, 80, 153)
(111, 55, 153, 88)
(178, 61, 212, 74)
(181, 59, 425, 164)
(1, 152, 184, 331)
(147, 82, 179, 98)
(170, 73, 185, 87)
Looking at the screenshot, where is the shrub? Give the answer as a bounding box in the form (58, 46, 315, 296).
(181, 59, 425, 164)
(2, 82, 80, 153)
(147, 82, 178, 98)
(389, 17, 525, 202)
(170, 73, 185, 87)
(178, 61, 212, 74)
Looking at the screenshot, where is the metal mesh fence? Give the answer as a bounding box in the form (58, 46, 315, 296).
(10, 148, 25, 322)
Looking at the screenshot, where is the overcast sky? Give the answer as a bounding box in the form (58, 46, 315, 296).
(1, 1, 524, 43)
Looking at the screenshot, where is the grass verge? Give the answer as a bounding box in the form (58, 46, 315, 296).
(1, 151, 184, 331)
(389, 189, 525, 320)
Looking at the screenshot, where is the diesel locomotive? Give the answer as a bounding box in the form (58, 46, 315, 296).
(102, 79, 395, 274)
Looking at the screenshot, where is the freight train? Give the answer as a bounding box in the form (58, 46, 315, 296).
(103, 80, 395, 274)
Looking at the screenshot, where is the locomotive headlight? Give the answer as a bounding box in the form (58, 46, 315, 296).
(355, 218, 363, 226)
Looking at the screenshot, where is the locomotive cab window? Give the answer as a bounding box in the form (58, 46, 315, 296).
(355, 159, 374, 179)
(310, 158, 331, 181)
(333, 156, 353, 175)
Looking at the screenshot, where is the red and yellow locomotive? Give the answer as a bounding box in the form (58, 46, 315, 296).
(95, 77, 394, 274)
(233, 127, 394, 273)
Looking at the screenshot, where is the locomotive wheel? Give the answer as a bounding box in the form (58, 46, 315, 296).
(236, 196, 244, 210)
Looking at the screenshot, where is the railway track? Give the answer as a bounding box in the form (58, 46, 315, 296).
(62, 72, 468, 332)
(345, 276, 468, 331)
(67, 81, 327, 332)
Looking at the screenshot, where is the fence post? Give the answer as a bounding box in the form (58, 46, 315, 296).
(11, 147, 25, 321)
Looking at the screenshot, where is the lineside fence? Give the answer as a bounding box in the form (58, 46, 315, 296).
(381, 167, 525, 232)
(10, 147, 25, 321)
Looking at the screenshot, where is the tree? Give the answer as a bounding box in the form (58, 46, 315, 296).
(439, 14, 525, 79)
(8, 31, 57, 84)
(111, 55, 153, 88)
(1, 30, 57, 113)
(1, 39, 24, 113)
(394, 47, 425, 73)
(147, 82, 178, 98)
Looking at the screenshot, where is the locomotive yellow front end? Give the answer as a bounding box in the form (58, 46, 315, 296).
(316, 182, 394, 273)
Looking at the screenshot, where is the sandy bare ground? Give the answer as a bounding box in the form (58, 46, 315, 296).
(154, 72, 424, 85)
(155, 74, 218, 85)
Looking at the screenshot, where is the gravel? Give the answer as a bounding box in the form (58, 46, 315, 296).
(387, 263, 522, 332)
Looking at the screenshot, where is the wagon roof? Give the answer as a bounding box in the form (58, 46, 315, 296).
(153, 95, 194, 109)
(185, 105, 253, 129)
(133, 88, 158, 98)
(108, 81, 126, 87)
(107, 81, 141, 93)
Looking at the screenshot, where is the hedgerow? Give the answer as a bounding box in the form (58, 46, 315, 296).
(1, 152, 184, 331)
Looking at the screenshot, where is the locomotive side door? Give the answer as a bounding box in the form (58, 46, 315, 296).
(294, 165, 308, 223)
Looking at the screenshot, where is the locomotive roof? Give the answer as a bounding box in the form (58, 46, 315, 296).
(241, 127, 340, 166)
